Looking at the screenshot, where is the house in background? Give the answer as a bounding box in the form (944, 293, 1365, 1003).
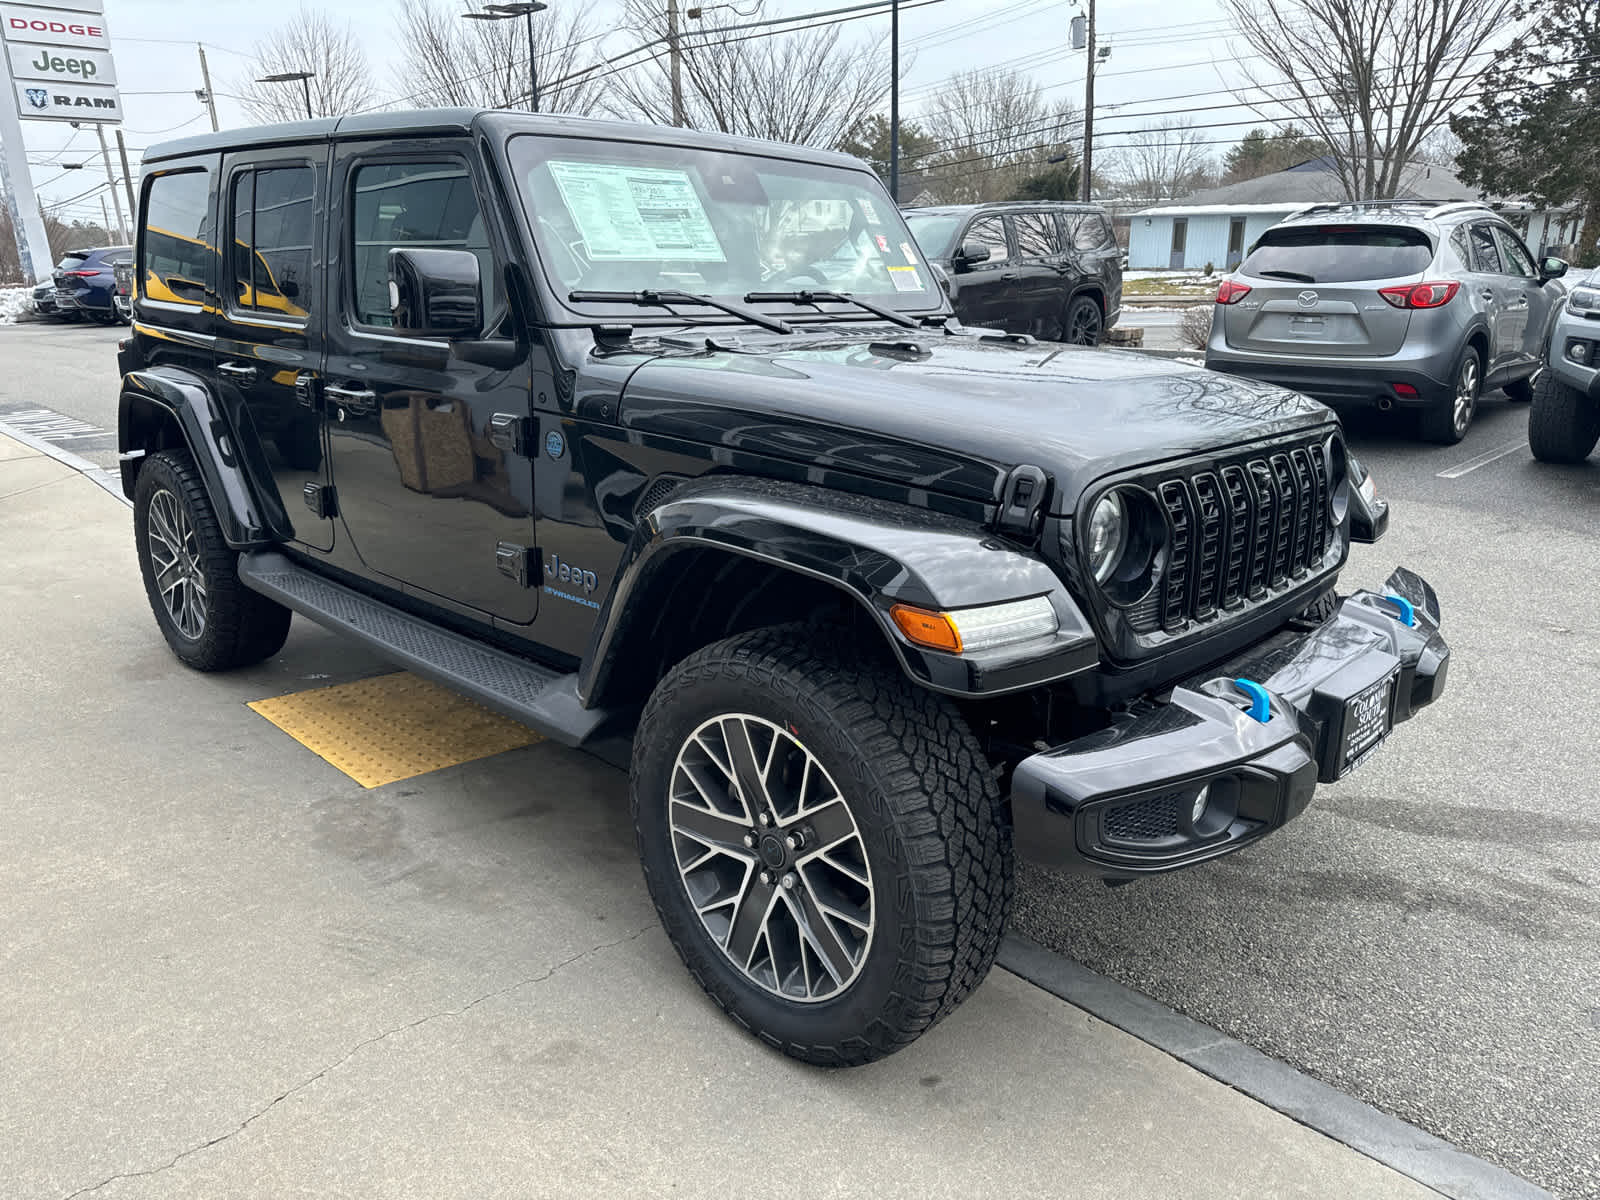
(1127, 156, 1584, 271)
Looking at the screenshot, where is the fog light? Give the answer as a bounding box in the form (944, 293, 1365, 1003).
(1191, 784, 1210, 825)
(1571, 340, 1591, 364)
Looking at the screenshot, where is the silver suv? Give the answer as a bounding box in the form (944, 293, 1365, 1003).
(1205, 201, 1569, 443)
(1529, 270, 1600, 462)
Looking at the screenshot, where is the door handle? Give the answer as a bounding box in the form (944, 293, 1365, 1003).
(1000, 272, 1019, 281)
(325, 384, 377, 416)
(218, 361, 257, 382)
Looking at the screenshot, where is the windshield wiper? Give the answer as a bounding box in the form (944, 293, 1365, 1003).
(568, 289, 794, 335)
(744, 290, 919, 330)
(1256, 269, 1317, 283)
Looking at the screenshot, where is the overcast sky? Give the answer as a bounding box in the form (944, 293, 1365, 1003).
(11, 0, 1270, 226)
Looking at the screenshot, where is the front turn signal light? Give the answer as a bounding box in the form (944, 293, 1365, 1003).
(891, 604, 963, 653)
(891, 596, 1059, 655)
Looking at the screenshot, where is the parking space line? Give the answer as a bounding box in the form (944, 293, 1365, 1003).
(1436, 439, 1528, 479)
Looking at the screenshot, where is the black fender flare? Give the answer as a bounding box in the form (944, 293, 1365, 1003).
(118, 366, 291, 547)
(579, 476, 1099, 705)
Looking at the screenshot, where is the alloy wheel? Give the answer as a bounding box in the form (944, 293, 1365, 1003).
(145, 487, 207, 639)
(1068, 303, 1103, 345)
(1454, 357, 1479, 437)
(668, 713, 874, 1003)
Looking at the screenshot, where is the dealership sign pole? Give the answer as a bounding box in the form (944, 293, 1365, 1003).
(0, 0, 123, 283)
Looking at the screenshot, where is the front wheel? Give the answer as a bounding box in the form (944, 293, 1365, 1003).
(134, 449, 292, 671)
(1528, 369, 1600, 463)
(631, 626, 1013, 1066)
(1421, 347, 1481, 444)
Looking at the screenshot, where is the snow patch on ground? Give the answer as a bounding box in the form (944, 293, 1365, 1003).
(0, 287, 35, 324)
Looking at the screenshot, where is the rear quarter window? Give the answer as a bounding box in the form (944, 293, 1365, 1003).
(142, 169, 214, 306)
(1241, 225, 1433, 283)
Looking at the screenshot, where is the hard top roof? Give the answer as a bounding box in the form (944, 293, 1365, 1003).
(903, 201, 1105, 216)
(142, 108, 866, 172)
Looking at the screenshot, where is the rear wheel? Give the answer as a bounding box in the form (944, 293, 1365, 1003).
(1420, 347, 1481, 444)
(1528, 370, 1600, 464)
(631, 626, 1013, 1066)
(1062, 295, 1104, 346)
(134, 449, 292, 671)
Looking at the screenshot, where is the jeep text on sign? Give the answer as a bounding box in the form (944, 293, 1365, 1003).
(6, 40, 114, 84)
(12, 77, 119, 122)
(0, 3, 110, 50)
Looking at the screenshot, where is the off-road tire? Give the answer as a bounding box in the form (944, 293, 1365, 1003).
(632, 625, 1013, 1066)
(1503, 374, 1534, 403)
(134, 449, 292, 671)
(1420, 346, 1481, 444)
(1528, 369, 1600, 464)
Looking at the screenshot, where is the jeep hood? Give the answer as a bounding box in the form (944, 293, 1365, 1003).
(615, 334, 1333, 513)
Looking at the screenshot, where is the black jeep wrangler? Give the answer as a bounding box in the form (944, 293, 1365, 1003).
(117, 109, 1449, 1066)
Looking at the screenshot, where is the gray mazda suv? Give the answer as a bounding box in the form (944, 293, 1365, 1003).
(1205, 200, 1569, 443)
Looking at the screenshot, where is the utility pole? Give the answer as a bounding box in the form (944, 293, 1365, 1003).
(197, 45, 220, 132)
(668, 0, 684, 125)
(99, 193, 112, 240)
(1081, 0, 1095, 203)
(94, 122, 128, 243)
(114, 128, 136, 223)
(889, 0, 899, 202)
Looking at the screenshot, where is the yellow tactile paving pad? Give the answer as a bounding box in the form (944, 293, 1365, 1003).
(247, 672, 542, 789)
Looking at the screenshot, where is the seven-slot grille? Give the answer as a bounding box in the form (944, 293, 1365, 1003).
(1137, 439, 1333, 633)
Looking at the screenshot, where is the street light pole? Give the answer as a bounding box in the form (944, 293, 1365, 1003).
(464, 4, 549, 112)
(1082, 0, 1095, 203)
(890, 0, 899, 203)
(257, 70, 317, 120)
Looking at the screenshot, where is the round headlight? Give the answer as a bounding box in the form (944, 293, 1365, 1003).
(1087, 491, 1127, 583)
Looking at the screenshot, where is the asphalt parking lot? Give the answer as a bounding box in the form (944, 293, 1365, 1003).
(3, 318, 1597, 1198)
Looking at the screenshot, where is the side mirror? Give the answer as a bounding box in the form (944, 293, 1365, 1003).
(388, 247, 482, 338)
(953, 241, 991, 271)
(1539, 256, 1569, 284)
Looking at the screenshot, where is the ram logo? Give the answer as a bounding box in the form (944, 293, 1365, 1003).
(24, 88, 48, 110)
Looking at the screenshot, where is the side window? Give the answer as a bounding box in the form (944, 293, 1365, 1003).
(961, 214, 1009, 264)
(141, 169, 212, 307)
(1012, 212, 1060, 259)
(1468, 223, 1504, 274)
(1450, 225, 1471, 268)
(253, 167, 316, 318)
(350, 160, 492, 329)
(1069, 212, 1111, 252)
(1493, 226, 1536, 278)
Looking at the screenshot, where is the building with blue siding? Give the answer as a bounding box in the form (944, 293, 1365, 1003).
(1127, 157, 1583, 271)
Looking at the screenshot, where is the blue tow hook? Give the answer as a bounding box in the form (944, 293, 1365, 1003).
(1232, 678, 1272, 724)
(1383, 593, 1416, 627)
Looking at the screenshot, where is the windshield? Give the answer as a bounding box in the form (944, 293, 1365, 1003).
(901, 211, 963, 258)
(507, 134, 940, 314)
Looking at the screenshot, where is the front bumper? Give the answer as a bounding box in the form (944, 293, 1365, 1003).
(1011, 566, 1448, 880)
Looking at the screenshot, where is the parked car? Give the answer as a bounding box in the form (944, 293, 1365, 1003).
(118, 109, 1449, 1067)
(902, 201, 1123, 344)
(1205, 200, 1568, 443)
(52, 245, 132, 323)
(30, 281, 59, 317)
(1529, 269, 1600, 462)
(111, 258, 133, 323)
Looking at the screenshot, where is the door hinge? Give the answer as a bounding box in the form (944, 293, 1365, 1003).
(495, 541, 537, 587)
(294, 371, 320, 410)
(488, 413, 534, 456)
(303, 482, 337, 519)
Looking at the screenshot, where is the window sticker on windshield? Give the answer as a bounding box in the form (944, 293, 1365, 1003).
(874, 234, 890, 252)
(900, 241, 918, 265)
(547, 161, 725, 262)
(857, 197, 882, 225)
(886, 265, 922, 292)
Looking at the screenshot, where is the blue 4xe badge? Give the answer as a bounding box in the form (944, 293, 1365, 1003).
(545, 429, 565, 459)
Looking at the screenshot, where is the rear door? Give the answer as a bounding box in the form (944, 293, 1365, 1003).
(1008, 210, 1069, 338)
(947, 213, 1016, 330)
(1464, 221, 1515, 370)
(1223, 224, 1430, 357)
(213, 148, 332, 551)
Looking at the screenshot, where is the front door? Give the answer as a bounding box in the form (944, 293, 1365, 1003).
(949, 213, 1015, 331)
(1169, 218, 1188, 269)
(1491, 224, 1554, 375)
(323, 146, 538, 624)
(213, 149, 332, 551)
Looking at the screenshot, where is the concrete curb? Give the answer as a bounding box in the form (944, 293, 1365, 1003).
(998, 935, 1555, 1200)
(0, 419, 129, 507)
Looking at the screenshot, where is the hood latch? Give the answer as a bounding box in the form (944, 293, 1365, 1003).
(995, 464, 1050, 539)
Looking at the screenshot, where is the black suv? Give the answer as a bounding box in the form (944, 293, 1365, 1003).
(903, 201, 1123, 344)
(117, 109, 1449, 1066)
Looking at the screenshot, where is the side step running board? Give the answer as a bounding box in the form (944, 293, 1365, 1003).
(238, 551, 608, 748)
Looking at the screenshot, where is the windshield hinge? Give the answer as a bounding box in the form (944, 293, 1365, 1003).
(593, 324, 635, 351)
(995, 465, 1050, 539)
(487, 413, 533, 457)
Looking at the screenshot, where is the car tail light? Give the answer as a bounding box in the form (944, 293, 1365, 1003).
(1392, 383, 1419, 398)
(61, 269, 98, 278)
(1215, 279, 1252, 305)
(1378, 281, 1460, 309)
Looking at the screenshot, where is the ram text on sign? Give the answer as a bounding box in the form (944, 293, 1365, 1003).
(0, 3, 109, 50)
(13, 77, 119, 122)
(6, 40, 114, 84)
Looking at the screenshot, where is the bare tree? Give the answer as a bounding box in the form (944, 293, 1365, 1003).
(395, 0, 605, 115)
(1222, 0, 1521, 200)
(1102, 122, 1217, 201)
(918, 69, 1079, 202)
(609, 2, 888, 148)
(233, 8, 376, 122)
